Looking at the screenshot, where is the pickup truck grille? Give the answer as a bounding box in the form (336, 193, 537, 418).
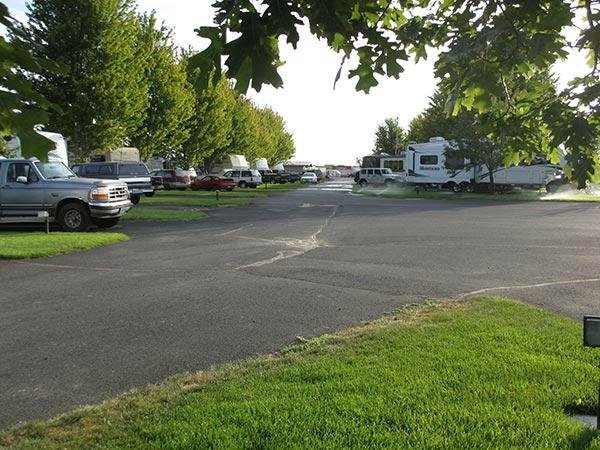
(109, 186, 129, 201)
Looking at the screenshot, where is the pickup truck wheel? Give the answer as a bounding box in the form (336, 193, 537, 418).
(144, 191, 155, 197)
(93, 218, 120, 229)
(130, 194, 141, 205)
(58, 202, 91, 232)
(239, 181, 247, 188)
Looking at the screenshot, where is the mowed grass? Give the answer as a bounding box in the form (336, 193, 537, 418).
(356, 186, 600, 202)
(142, 190, 251, 207)
(0, 232, 128, 259)
(122, 207, 207, 221)
(2, 298, 599, 448)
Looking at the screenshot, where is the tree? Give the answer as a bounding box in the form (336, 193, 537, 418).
(22, 0, 148, 160)
(255, 106, 295, 166)
(130, 13, 195, 161)
(182, 73, 235, 171)
(0, 2, 55, 158)
(228, 94, 261, 163)
(373, 117, 406, 155)
(195, 0, 600, 186)
(408, 90, 466, 143)
(443, 71, 561, 192)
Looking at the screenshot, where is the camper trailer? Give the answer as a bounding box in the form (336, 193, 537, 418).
(405, 138, 564, 192)
(3, 131, 69, 166)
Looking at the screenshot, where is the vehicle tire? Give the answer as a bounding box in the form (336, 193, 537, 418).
(250, 184, 257, 189)
(239, 181, 247, 188)
(459, 182, 470, 192)
(92, 218, 120, 229)
(130, 194, 141, 205)
(145, 191, 155, 197)
(58, 202, 91, 232)
(359, 179, 368, 187)
(546, 180, 563, 193)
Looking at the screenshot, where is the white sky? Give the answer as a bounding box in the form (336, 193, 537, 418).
(5, 0, 589, 165)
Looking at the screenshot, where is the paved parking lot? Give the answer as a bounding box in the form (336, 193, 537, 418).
(2, 181, 600, 429)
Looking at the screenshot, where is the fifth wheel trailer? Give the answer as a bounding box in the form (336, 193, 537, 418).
(405, 138, 564, 192)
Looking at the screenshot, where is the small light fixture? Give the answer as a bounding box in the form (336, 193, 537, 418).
(584, 316, 600, 348)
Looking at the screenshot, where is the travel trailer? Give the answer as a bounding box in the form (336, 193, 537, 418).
(405, 138, 564, 192)
(3, 131, 69, 166)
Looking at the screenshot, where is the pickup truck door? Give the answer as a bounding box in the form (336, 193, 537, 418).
(0, 162, 46, 217)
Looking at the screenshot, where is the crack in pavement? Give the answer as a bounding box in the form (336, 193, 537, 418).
(456, 277, 600, 298)
(235, 205, 339, 270)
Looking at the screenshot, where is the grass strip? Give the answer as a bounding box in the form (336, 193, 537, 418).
(0, 232, 128, 259)
(2, 298, 599, 448)
(142, 194, 250, 207)
(122, 208, 207, 222)
(356, 186, 600, 202)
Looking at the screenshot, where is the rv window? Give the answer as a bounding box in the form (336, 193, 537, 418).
(445, 155, 465, 170)
(420, 155, 438, 165)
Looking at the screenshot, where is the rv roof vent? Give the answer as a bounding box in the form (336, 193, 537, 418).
(429, 136, 445, 142)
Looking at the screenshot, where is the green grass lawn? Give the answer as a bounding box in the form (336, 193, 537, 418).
(141, 190, 251, 207)
(356, 186, 600, 202)
(2, 298, 599, 448)
(122, 207, 207, 221)
(0, 232, 128, 259)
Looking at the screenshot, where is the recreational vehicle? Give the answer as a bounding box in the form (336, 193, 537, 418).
(405, 138, 564, 192)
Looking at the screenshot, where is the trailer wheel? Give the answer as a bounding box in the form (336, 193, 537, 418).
(459, 182, 471, 192)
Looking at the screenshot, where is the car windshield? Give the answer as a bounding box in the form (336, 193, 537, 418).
(35, 162, 76, 179)
(119, 164, 149, 175)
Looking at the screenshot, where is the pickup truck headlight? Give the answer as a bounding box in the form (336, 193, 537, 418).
(90, 186, 110, 201)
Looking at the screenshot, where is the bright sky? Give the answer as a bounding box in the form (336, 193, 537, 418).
(5, 0, 589, 165)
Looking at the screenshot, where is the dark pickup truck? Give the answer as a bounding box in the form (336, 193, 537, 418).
(258, 170, 294, 184)
(71, 161, 153, 204)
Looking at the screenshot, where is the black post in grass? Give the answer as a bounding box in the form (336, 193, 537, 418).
(215, 189, 220, 202)
(583, 316, 600, 428)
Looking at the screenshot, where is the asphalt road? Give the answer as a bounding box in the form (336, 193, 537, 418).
(2, 181, 600, 429)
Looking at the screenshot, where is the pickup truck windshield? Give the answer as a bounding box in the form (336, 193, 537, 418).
(119, 164, 149, 176)
(35, 162, 76, 179)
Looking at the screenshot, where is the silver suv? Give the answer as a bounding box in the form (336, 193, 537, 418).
(355, 168, 404, 187)
(0, 158, 131, 231)
(221, 169, 262, 188)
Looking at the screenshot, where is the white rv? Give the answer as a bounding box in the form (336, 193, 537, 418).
(405, 137, 563, 192)
(4, 131, 69, 166)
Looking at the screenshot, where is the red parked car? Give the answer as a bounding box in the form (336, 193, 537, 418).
(150, 169, 192, 190)
(191, 175, 235, 191)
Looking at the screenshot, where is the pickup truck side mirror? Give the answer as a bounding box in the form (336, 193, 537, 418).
(16, 176, 29, 184)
